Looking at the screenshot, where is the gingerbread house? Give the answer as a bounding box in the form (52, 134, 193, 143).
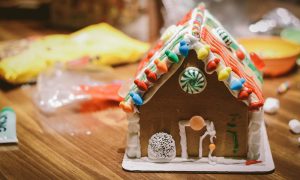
(119, 4, 265, 164)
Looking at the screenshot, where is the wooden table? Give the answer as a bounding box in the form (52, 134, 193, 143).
(0, 19, 300, 180)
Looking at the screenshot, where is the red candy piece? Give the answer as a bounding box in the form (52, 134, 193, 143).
(147, 50, 155, 59)
(245, 160, 262, 165)
(250, 52, 265, 70)
(238, 90, 250, 100)
(145, 69, 157, 83)
(236, 50, 245, 60)
(238, 87, 253, 100)
(206, 58, 220, 71)
(134, 79, 148, 91)
(155, 41, 163, 50)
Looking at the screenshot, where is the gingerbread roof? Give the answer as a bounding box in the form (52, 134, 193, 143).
(119, 4, 264, 113)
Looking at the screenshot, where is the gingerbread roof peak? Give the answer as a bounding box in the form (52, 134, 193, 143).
(119, 4, 264, 113)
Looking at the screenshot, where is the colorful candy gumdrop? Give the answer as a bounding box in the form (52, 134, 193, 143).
(238, 88, 252, 100)
(144, 69, 157, 83)
(179, 40, 189, 57)
(147, 49, 155, 59)
(165, 50, 179, 63)
(119, 101, 133, 113)
(196, 47, 209, 60)
(235, 49, 245, 61)
(206, 58, 220, 71)
(134, 79, 148, 91)
(189, 115, 205, 131)
(130, 92, 143, 106)
(230, 78, 245, 90)
(154, 59, 168, 73)
(250, 52, 265, 70)
(218, 67, 231, 81)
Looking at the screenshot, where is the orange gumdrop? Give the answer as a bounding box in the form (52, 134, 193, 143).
(154, 59, 168, 73)
(209, 144, 216, 151)
(119, 101, 133, 113)
(189, 116, 205, 131)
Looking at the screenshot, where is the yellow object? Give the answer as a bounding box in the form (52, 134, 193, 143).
(239, 37, 300, 76)
(0, 23, 150, 84)
(218, 67, 231, 81)
(204, 44, 210, 51)
(197, 47, 209, 60)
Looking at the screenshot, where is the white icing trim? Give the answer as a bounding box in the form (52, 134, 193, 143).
(247, 109, 263, 160)
(178, 120, 189, 159)
(126, 113, 141, 158)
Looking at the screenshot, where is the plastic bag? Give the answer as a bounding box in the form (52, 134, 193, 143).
(34, 64, 123, 114)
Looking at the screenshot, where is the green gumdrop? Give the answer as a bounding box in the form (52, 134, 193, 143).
(165, 50, 179, 63)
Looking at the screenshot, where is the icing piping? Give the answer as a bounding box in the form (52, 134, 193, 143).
(178, 120, 189, 159)
(199, 121, 216, 165)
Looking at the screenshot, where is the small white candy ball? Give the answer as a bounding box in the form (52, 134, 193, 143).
(289, 119, 300, 134)
(263, 97, 280, 114)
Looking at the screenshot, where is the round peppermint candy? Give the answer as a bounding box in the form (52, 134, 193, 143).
(179, 67, 206, 94)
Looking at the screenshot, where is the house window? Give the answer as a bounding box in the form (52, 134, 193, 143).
(179, 67, 206, 94)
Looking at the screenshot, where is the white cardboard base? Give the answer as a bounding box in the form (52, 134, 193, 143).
(122, 122, 274, 174)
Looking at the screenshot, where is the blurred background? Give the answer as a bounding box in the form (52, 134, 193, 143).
(0, 1, 300, 178)
(0, 0, 300, 41)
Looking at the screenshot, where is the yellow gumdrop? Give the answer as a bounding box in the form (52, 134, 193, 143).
(197, 48, 209, 60)
(204, 44, 210, 51)
(218, 67, 232, 81)
(209, 143, 216, 151)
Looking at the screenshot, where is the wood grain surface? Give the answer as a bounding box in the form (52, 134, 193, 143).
(0, 19, 300, 179)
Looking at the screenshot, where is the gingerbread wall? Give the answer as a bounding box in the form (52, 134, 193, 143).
(139, 51, 249, 158)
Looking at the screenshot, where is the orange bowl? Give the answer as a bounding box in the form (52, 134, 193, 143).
(239, 37, 300, 77)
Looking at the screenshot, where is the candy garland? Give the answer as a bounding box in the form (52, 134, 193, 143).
(120, 25, 190, 111)
(201, 27, 264, 110)
(120, 4, 264, 113)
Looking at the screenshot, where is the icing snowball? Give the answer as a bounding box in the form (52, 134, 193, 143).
(148, 132, 176, 161)
(263, 97, 280, 114)
(289, 119, 300, 134)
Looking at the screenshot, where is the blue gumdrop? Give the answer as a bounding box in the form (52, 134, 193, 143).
(179, 40, 189, 57)
(130, 92, 143, 105)
(230, 78, 246, 90)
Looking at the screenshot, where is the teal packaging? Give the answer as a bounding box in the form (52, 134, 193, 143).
(0, 107, 18, 143)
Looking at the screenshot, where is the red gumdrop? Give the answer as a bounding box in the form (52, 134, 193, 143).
(236, 50, 245, 60)
(144, 69, 157, 83)
(207, 61, 217, 71)
(238, 90, 249, 100)
(250, 52, 265, 70)
(155, 41, 163, 50)
(206, 58, 220, 71)
(147, 50, 155, 59)
(134, 79, 148, 91)
(214, 58, 220, 64)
